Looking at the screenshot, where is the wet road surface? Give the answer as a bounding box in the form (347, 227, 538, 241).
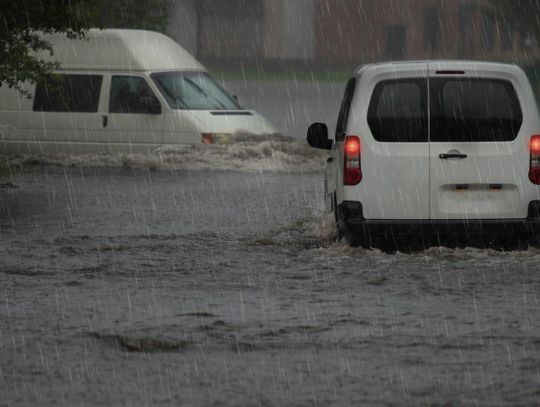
(224, 80, 344, 139)
(1, 80, 540, 406)
(1, 165, 540, 406)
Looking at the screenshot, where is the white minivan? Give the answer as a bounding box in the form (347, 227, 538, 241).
(308, 61, 540, 247)
(0, 29, 276, 154)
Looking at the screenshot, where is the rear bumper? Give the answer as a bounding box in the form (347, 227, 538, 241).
(339, 201, 540, 237)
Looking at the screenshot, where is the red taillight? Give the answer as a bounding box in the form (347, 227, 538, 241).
(201, 133, 214, 144)
(344, 135, 362, 185)
(435, 70, 465, 75)
(529, 135, 540, 184)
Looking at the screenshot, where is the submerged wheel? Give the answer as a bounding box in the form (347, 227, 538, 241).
(335, 197, 365, 247)
(333, 194, 344, 241)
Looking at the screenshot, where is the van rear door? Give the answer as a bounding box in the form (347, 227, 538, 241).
(428, 71, 527, 220)
(361, 65, 430, 219)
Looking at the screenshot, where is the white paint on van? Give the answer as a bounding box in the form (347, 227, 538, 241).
(324, 61, 540, 223)
(0, 30, 278, 155)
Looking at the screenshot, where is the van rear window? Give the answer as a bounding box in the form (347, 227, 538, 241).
(33, 75, 102, 113)
(430, 78, 522, 142)
(367, 79, 428, 142)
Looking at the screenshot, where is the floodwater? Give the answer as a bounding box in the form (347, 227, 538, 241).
(1, 81, 540, 406)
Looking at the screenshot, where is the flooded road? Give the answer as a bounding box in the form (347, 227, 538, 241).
(224, 80, 344, 139)
(1, 165, 540, 406)
(1, 81, 540, 406)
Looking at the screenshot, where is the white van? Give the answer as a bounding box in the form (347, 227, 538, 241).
(0, 29, 277, 154)
(308, 61, 540, 247)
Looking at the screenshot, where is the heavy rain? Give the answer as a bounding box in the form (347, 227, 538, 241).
(1, 1, 540, 405)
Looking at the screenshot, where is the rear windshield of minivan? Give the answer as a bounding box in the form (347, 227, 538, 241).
(430, 78, 522, 142)
(367, 77, 522, 143)
(367, 79, 428, 142)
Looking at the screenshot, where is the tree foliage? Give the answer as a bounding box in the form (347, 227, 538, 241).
(0, 0, 169, 95)
(1, 0, 89, 94)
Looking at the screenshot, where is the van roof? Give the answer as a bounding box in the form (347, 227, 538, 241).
(356, 60, 522, 75)
(37, 29, 205, 72)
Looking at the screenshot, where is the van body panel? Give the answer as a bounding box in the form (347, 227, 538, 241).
(0, 79, 105, 154)
(181, 111, 277, 136)
(162, 112, 203, 145)
(429, 142, 529, 219)
(428, 63, 533, 220)
(36, 30, 204, 72)
(345, 62, 430, 220)
(0, 30, 277, 154)
(320, 61, 540, 243)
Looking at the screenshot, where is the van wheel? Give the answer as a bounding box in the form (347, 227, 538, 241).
(335, 199, 365, 247)
(492, 236, 529, 251)
(333, 194, 345, 241)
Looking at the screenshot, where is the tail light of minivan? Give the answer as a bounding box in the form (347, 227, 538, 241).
(529, 135, 540, 185)
(344, 136, 362, 185)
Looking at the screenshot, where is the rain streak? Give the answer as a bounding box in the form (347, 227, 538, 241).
(1, 1, 540, 406)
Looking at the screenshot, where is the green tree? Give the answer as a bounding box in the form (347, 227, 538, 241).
(0, 0, 169, 95)
(0, 0, 89, 95)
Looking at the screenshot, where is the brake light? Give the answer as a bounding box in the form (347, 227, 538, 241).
(201, 133, 233, 144)
(436, 70, 465, 75)
(529, 135, 540, 184)
(344, 135, 362, 185)
(202, 133, 214, 144)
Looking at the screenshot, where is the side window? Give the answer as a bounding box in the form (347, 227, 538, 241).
(33, 74, 102, 112)
(335, 78, 356, 141)
(110, 76, 161, 114)
(367, 79, 428, 142)
(430, 78, 522, 142)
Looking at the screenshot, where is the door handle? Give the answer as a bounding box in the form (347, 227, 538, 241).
(102, 115, 108, 128)
(439, 153, 467, 159)
(327, 157, 334, 163)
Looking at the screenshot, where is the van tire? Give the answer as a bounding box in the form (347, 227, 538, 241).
(335, 199, 365, 247)
(491, 236, 529, 251)
(333, 194, 344, 241)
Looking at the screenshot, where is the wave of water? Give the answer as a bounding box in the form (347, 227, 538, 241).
(263, 212, 540, 256)
(2, 138, 327, 173)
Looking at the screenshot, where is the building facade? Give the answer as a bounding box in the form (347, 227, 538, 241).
(316, 0, 539, 65)
(166, 0, 316, 61)
(166, 0, 539, 66)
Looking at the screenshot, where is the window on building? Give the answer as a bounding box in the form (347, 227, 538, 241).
(482, 12, 495, 52)
(458, 6, 473, 58)
(384, 25, 407, 59)
(33, 74, 102, 113)
(109, 76, 161, 114)
(499, 24, 514, 51)
(199, 0, 264, 16)
(520, 32, 536, 50)
(423, 8, 440, 51)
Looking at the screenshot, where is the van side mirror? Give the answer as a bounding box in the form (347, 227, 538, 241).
(307, 123, 332, 150)
(140, 96, 162, 115)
